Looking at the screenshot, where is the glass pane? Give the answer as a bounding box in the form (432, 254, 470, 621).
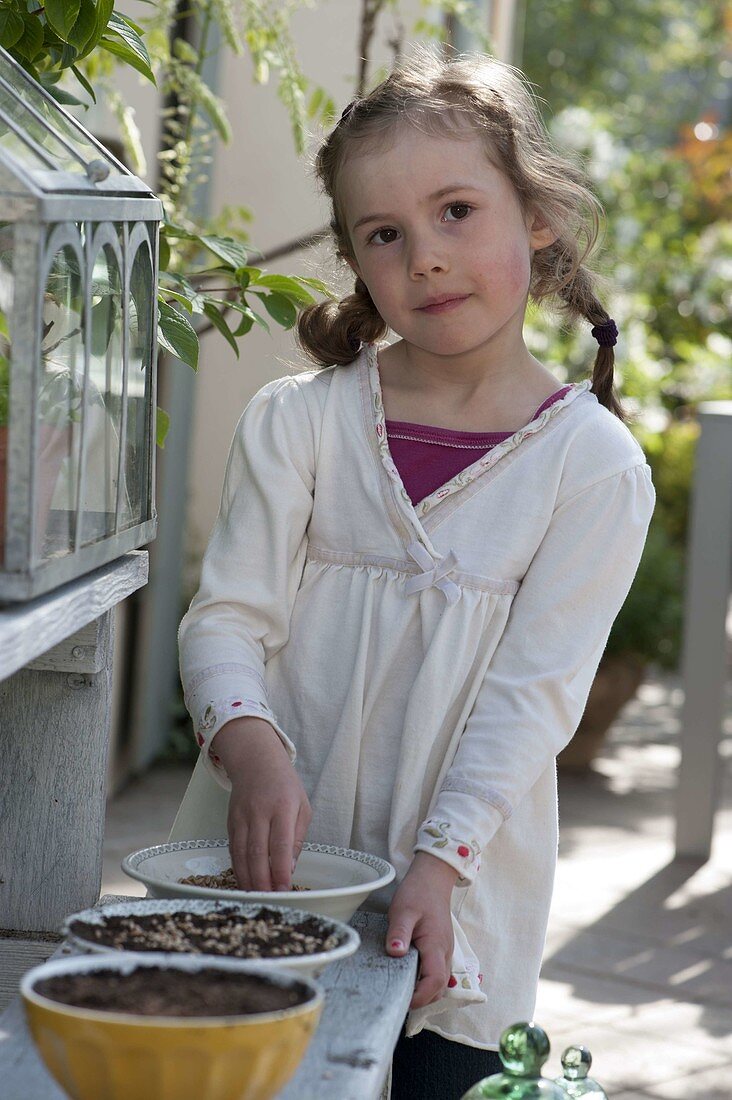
(78, 239, 125, 547)
(123, 242, 153, 530)
(0, 83, 85, 175)
(37, 241, 84, 559)
(0, 53, 120, 177)
(0, 221, 13, 567)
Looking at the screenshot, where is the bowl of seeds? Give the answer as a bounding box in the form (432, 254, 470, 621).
(62, 898, 360, 977)
(22, 951, 322, 1100)
(122, 839, 395, 922)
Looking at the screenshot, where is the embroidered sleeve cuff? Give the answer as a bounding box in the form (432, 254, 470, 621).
(185, 669, 296, 789)
(413, 818, 482, 887)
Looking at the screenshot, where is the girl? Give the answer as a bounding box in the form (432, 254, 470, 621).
(172, 49, 655, 1098)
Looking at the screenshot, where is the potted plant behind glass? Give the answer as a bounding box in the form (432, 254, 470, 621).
(558, 420, 692, 770)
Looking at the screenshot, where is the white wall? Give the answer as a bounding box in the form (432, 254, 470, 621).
(185, 0, 430, 590)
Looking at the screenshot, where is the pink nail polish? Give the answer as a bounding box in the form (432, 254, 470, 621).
(391, 939, 405, 950)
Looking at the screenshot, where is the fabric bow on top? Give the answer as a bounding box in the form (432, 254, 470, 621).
(404, 540, 461, 605)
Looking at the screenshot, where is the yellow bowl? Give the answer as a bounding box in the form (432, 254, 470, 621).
(22, 952, 323, 1100)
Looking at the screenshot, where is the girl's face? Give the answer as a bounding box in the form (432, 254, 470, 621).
(340, 122, 555, 364)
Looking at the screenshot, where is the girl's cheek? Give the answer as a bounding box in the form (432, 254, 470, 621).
(481, 241, 531, 295)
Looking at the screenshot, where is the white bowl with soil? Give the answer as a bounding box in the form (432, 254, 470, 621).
(22, 952, 323, 1100)
(122, 839, 395, 922)
(62, 897, 360, 977)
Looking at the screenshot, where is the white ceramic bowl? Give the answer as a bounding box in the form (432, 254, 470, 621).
(122, 840, 395, 923)
(62, 898, 360, 978)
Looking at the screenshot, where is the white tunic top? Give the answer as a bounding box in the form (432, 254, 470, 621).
(174, 341, 655, 1048)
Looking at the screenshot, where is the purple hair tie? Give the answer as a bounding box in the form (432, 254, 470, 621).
(591, 318, 618, 347)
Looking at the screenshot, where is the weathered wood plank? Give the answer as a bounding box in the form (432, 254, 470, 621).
(0, 613, 114, 932)
(25, 619, 111, 675)
(0, 938, 61, 1012)
(280, 910, 415, 1100)
(0, 551, 147, 680)
(0, 907, 416, 1100)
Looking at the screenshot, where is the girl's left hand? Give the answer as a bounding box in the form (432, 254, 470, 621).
(385, 851, 458, 1009)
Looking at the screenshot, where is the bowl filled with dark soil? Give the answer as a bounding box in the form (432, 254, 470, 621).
(22, 951, 323, 1100)
(122, 839, 395, 922)
(63, 898, 360, 976)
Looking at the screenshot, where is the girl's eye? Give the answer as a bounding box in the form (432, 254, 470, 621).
(444, 203, 472, 221)
(369, 227, 399, 246)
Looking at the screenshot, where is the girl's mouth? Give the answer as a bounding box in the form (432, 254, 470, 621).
(417, 296, 469, 315)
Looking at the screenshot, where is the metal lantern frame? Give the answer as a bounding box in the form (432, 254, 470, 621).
(0, 46, 163, 601)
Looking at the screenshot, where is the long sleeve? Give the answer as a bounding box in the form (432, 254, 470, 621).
(178, 375, 317, 787)
(414, 461, 656, 882)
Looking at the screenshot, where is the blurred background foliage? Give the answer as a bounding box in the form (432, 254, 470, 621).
(518, 0, 730, 675)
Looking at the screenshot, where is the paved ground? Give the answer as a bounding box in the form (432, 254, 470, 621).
(103, 667, 732, 1098)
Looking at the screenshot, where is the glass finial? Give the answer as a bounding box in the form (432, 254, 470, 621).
(556, 1046, 608, 1098)
(460, 1022, 568, 1098)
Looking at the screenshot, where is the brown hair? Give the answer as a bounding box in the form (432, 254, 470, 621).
(296, 47, 625, 421)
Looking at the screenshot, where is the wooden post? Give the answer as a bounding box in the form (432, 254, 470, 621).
(674, 404, 732, 860)
(0, 615, 113, 933)
(0, 552, 148, 934)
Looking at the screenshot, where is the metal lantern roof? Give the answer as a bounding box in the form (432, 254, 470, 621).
(0, 46, 161, 222)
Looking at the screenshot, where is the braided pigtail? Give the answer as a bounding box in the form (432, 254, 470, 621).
(555, 265, 626, 423)
(296, 276, 387, 367)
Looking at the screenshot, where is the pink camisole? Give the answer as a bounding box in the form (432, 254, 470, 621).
(386, 386, 572, 506)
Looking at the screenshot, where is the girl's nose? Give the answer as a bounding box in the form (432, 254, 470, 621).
(407, 234, 449, 278)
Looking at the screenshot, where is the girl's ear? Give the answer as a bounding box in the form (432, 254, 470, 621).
(528, 211, 557, 251)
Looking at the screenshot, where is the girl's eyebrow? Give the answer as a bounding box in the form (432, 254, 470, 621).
(351, 183, 482, 232)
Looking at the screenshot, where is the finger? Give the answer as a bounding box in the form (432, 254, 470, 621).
(247, 820, 273, 891)
(269, 812, 298, 892)
(409, 941, 449, 1009)
(228, 822, 250, 890)
(291, 802, 310, 875)
(385, 911, 416, 957)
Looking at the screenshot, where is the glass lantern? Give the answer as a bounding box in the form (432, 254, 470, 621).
(0, 46, 162, 601)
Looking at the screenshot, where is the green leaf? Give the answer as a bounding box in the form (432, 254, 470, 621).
(293, 275, 336, 298)
(228, 302, 269, 334)
(14, 13, 44, 60)
(106, 11, 152, 66)
(45, 83, 86, 106)
(60, 41, 79, 68)
(156, 405, 170, 448)
(232, 312, 254, 337)
(0, 9, 25, 49)
(68, 0, 97, 51)
(45, 0, 81, 40)
(199, 235, 248, 270)
(162, 290, 193, 313)
(157, 299, 199, 370)
(158, 233, 170, 272)
(70, 63, 96, 103)
(78, 0, 113, 58)
(253, 290, 297, 329)
(254, 274, 315, 305)
(203, 301, 239, 358)
(100, 35, 156, 84)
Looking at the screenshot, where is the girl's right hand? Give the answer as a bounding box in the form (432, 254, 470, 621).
(210, 717, 312, 892)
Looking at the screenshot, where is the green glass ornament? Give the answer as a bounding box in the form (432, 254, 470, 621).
(555, 1046, 608, 1098)
(460, 1022, 569, 1099)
